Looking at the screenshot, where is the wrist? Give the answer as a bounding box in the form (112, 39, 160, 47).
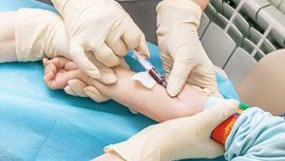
(211, 103, 250, 145)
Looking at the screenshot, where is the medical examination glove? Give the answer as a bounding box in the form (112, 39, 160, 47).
(15, 8, 106, 101)
(15, 8, 69, 61)
(63, 58, 132, 103)
(64, 79, 110, 102)
(156, 0, 217, 97)
(50, 0, 149, 83)
(105, 100, 239, 161)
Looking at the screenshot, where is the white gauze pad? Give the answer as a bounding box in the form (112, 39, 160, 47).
(132, 71, 157, 89)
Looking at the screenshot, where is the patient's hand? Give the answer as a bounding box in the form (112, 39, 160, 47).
(43, 57, 87, 89)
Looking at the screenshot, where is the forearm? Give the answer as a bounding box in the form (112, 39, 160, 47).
(0, 12, 18, 62)
(85, 67, 206, 122)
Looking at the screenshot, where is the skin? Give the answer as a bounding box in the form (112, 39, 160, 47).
(43, 57, 207, 122)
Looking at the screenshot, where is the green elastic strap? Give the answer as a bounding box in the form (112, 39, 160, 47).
(239, 102, 251, 110)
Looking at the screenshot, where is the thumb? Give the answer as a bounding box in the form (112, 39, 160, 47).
(64, 79, 88, 97)
(191, 66, 219, 96)
(167, 50, 196, 96)
(199, 99, 239, 134)
(84, 86, 110, 103)
(136, 35, 150, 57)
(121, 17, 150, 57)
(69, 40, 100, 79)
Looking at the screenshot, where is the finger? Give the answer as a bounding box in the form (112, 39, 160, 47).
(66, 79, 88, 97)
(43, 60, 51, 76)
(48, 70, 82, 89)
(70, 40, 100, 79)
(60, 70, 83, 85)
(106, 37, 128, 58)
(88, 59, 117, 85)
(187, 65, 218, 96)
(198, 100, 239, 134)
(167, 51, 196, 96)
(200, 68, 218, 95)
(84, 86, 110, 102)
(64, 61, 78, 71)
(44, 63, 57, 89)
(64, 86, 76, 96)
(93, 43, 120, 67)
(48, 56, 71, 69)
(160, 51, 173, 77)
(95, 67, 117, 85)
(44, 62, 57, 81)
(43, 58, 50, 66)
(121, 20, 149, 57)
(136, 35, 150, 57)
(44, 72, 55, 88)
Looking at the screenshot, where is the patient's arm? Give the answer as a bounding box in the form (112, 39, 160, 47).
(0, 12, 17, 62)
(44, 57, 207, 122)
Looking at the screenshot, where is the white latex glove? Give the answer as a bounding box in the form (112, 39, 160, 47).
(15, 8, 69, 61)
(51, 0, 149, 84)
(64, 79, 110, 102)
(63, 59, 131, 103)
(15, 8, 108, 101)
(104, 100, 239, 161)
(156, 0, 218, 97)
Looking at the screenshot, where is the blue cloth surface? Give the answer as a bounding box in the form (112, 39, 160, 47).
(225, 108, 285, 161)
(0, 0, 239, 161)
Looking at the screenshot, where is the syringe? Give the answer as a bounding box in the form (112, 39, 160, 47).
(132, 51, 167, 88)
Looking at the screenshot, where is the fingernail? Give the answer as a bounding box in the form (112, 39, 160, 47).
(167, 79, 184, 97)
(84, 89, 99, 101)
(101, 73, 117, 84)
(87, 70, 100, 79)
(143, 50, 150, 58)
(69, 82, 80, 92)
(64, 86, 73, 95)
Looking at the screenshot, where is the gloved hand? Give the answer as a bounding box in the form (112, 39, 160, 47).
(15, 8, 69, 61)
(51, 0, 149, 84)
(156, 0, 218, 97)
(104, 100, 239, 161)
(63, 59, 131, 103)
(64, 79, 110, 102)
(15, 8, 109, 101)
